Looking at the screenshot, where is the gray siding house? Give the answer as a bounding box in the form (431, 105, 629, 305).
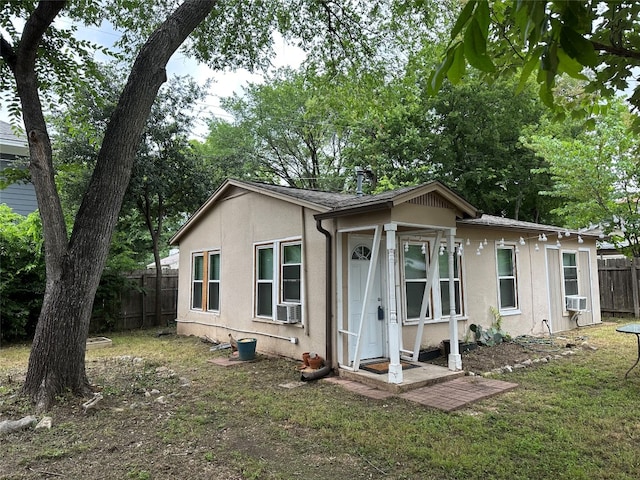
(0, 121, 37, 216)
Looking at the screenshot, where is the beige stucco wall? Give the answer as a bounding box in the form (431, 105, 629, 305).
(175, 187, 602, 368)
(175, 189, 328, 361)
(403, 227, 603, 351)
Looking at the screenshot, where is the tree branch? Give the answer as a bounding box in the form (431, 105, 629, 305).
(591, 41, 640, 61)
(17, 1, 67, 70)
(72, 0, 216, 258)
(0, 34, 17, 71)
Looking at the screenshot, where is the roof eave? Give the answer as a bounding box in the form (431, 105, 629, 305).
(314, 201, 395, 220)
(169, 179, 332, 245)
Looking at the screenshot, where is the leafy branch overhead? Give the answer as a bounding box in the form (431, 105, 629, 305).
(431, 1, 640, 120)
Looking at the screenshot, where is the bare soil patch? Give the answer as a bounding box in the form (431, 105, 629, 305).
(428, 332, 594, 374)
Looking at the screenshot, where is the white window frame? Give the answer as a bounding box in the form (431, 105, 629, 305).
(401, 238, 466, 324)
(562, 250, 579, 311)
(281, 242, 302, 303)
(207, 251, 221, 312)
(437, 243, 464, 319)
(191, 252, 204, 311)
(496, 244, 519, 314)
(402, 241, 433, 323)
(255, 244, 275, 318)
(254, 238, 303, 321)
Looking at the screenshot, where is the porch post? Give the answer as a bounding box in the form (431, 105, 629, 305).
(447, 229, 462, 371)
(385, 223, 403, 384)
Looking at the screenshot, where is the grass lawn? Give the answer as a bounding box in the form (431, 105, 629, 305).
(1, 319, 639, 479)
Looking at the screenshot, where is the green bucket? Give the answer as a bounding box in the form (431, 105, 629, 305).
(237, 338, 257, 361)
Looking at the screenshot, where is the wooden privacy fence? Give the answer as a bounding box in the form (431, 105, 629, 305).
(90, 270, 179, 332)
(598, 258, 640, 318)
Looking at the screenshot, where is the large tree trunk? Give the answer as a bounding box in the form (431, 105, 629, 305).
(10, 0, 216, 411)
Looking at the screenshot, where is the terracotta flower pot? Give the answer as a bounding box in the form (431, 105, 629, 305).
(302, 352, 311, 366)
(307, 354, 324, 370)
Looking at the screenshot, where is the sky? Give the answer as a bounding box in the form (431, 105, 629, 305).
(0, 16, 306, 140)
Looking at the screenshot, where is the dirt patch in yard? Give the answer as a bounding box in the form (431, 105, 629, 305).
(0, 329, 601, 479)
(428, 332, 596, 374)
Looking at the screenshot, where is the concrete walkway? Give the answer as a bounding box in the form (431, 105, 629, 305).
(324, 375, 518, 412)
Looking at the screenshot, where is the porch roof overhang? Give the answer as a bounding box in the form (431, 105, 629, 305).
(458, 214, 603, 239)
(316, 181, 480, 221)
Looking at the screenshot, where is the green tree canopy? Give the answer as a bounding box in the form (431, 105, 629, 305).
(432, 1, 640, 122)
(527, 99, 640, 257)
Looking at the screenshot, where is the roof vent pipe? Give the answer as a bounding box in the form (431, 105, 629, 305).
(355, 167, 364, 197)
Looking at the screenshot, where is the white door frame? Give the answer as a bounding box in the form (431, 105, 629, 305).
(347, 228, 385, 368)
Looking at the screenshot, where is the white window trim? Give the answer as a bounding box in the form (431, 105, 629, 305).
(191, 252, 204, 311)
(401, 237, 466, 325)
(253, 238, 304, 323)
(437, 242, 465, 320)
(496, 244, 520, 315)
(207, 250, 221, 313)
(561, 249, 579, 314)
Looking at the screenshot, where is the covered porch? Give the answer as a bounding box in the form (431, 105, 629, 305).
(339, 359, 465, 393)
(335, 220, 465, 387)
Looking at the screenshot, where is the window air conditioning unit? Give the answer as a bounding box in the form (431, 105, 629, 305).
(276, 303, 302, 323)
(565, 295, 587, 312)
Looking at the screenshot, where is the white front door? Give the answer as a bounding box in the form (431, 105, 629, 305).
(348, 236, 385, 362)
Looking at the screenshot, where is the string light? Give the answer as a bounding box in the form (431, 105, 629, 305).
(578, 235, 584, 244)
(404, 242, 409, 252)
(519, 237, 525, 245)
(535, 243, 539, 251)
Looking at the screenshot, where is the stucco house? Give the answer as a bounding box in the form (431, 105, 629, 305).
(170, 178, 601, 384)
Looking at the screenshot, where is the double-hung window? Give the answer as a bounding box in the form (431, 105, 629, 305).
(191, 250, 221, 311)
(562, 252, 579, 300)
(496, 246, 518, 311)
(402, 241, 464, 321)
(208, 252, 221, 311)
(439, 246, 463, 316)
(191, 253, 204, 310)
(282, 243, 301, 303)
(255, 240, 302, 319)
(404, 243, 430, 320)
(256, 246, 274, 317)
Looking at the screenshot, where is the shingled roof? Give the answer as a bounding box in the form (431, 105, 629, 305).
(170, 178, 479, 244)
